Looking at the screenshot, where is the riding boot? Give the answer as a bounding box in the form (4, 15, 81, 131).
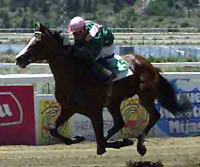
(97, 56, 117, 80)
(91, 63, 114, 105)
(74, 47, 114, 84)
(91, 63, 113, 84)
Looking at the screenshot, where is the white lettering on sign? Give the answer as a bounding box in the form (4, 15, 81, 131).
(189, 92, 200, 103)
(169, 120, 200, 135)
(0, 92, 23, 126)
(0, 104, 12, 117)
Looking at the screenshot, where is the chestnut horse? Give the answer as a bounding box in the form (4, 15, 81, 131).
(16, 23, 191, 155)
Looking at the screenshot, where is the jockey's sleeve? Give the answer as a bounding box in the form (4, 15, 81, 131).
(84, 22, 105, 57)
(85, 37, 104, 59)
(103, 29, 114, 46)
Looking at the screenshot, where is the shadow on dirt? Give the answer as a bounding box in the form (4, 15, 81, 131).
(126, 161, 164, 167)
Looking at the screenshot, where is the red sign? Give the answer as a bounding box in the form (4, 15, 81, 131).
(0, 86, 35, 145)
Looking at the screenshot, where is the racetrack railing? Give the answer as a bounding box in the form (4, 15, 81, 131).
(2, 32, 200, 45)
(1, 32, 200, 45)
(0, 27, 200, 33)
(1, 62, 200, 94)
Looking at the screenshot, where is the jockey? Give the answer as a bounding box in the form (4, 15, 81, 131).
(67, 16, 116, 84)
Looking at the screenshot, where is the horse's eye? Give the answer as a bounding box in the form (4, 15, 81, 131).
(34, 31, 42, 40)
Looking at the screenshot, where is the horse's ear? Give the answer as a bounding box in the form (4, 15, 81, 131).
(39, 24, 47, 34)
(34, 22, 49, 34)
(35, 22, 41, 31)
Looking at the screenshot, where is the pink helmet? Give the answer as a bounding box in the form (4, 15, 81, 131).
(67, 16, 85, 33)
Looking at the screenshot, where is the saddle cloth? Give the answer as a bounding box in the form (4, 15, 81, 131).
(106, 54, 133, 81)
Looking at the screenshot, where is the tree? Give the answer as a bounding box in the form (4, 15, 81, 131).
(146, 0, 173, 16)
(2, 12, 11, 28)
(182, 0, 199, 17)
(116, 7, 136, 27)
(0, 0, 7, 6)
(83, 0, 92, 13)
(21, 18, 27, 28)
(183, 0, 199, 9)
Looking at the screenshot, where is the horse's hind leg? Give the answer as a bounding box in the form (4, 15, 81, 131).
(142, 106, 160, 136)
(106, 100, 125, 140)
(49, 106, 84, 144)
(137, 97, 160, 156)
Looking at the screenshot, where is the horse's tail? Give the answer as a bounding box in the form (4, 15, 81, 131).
(157, 73, 192, 117)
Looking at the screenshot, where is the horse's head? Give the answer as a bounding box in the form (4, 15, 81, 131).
(16, 23, 65, 68)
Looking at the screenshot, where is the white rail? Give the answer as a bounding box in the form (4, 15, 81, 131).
(0, 62, 200, 94)
(0, 63, 47, 67)
(0, 27, 200, 33)
(0, 74, 54, 93)
(1, 72, 200, 83)
(0, 72, 200, 94)
(0, 74, 53, 84)
(152, 62, 200, 67)
(1, 62, 200, 68)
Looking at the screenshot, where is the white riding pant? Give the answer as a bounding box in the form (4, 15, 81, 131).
(95, 44, 115, 60)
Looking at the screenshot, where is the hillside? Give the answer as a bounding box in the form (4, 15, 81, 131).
(0, 0, 199, 28)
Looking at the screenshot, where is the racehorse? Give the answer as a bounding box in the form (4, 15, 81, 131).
(16, 23, 192, 156)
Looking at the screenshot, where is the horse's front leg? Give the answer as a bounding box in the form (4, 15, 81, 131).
(49, 106, 85, 144)
(89, 110, 107, 155)
(106, 101, 125, 140)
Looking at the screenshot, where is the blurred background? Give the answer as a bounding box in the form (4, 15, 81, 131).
(0, 0, 200, 29)
(0, 0, 200, 63)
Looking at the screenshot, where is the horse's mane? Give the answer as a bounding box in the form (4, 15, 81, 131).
(52, 31, 65, 46)
(52, 31, 75, 56)
(51, 30, 92, 76)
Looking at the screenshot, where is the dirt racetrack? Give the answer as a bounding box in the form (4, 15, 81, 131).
(1, 136, 200, 167)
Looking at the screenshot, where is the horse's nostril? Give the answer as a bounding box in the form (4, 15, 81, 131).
(16, 57, 22, 62)
(15, 56, 29, 68)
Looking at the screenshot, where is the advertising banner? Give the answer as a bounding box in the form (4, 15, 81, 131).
(35, 95, 72, 145)
(0, 85, 35, 145)
(35, 95, 149, 143)
(152, 77, 200, 137)
(35, 95, 114, 143)
(70, 110, 115, 141)
(35, 75, 200, 143)
(118, 97, 149, 139)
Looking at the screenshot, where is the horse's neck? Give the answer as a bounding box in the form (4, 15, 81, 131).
(50, 56, 98, 87)
(49, 53, 75, 85)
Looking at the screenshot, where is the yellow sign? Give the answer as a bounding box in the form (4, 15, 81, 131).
(37, 99, 72, 145)
(119, 97, 149, 138)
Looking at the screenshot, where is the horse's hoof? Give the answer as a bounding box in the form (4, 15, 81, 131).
(137, 144, 147, 156)
(123, 138, 134, 146)
(106, 141, 121, 149)
(64, 138, 73, 145)
(72, 136, 85, 143)
(49, 128, 57, 137)
(97, 146, 106, 155)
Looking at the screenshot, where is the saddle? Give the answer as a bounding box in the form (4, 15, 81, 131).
(98, 54, 133, 82)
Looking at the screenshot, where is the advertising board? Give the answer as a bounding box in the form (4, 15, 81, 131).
(35, 95, 72, 145)
(0, 85, 35, 145)
(34, 75, 200, 143)
(152, 77, 200, 137)
(35, 95, 149, 143)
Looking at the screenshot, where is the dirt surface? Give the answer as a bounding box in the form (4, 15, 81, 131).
(1, 137, 200, 167)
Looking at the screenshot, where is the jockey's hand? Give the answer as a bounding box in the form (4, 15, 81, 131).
(75, 47, 92, 58)
(105, 40, 113, 46)
(85, 34, 92, 42)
